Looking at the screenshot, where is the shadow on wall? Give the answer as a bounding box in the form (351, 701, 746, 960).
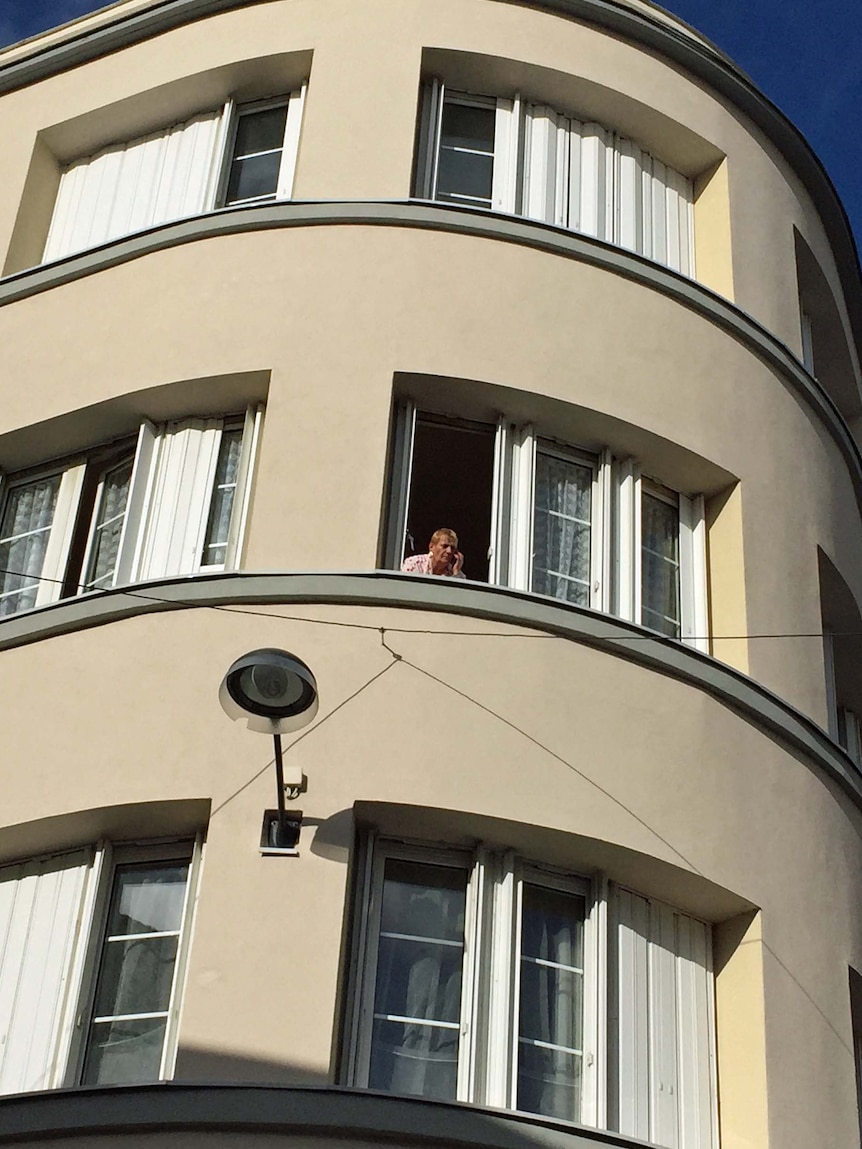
(173, 1047, 330, 1086)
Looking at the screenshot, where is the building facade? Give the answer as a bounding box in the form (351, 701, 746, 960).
(1, 2, 862, 1147)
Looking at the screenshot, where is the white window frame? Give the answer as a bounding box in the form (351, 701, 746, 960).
(217, 88, 307, 208)
(418, 81, 694, 276)
(389, 404, 705, 645)
(0, 837, 202, 1095)
(349, 837, 716, 1148)
(0, 405, 262, 617)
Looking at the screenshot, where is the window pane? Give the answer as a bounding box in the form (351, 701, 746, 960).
(84, 456, 134, 590)
(532, 452, 593, 605)
(641, 492, 680, 637)
(517, 883, 586, 1122)
(81, 1017, 167, 1086)
(517, 1043, 582, 1123)
(200, 428, 243, 567)
(369, 859, 467, 1101)
(107, 864, 189, 935)
(226, 153, 282, 204)
(81, 860, 190, 1087)
(369, 1018, 459, 1100)
(0, 476, 61, 616)
(93, 936, 179, 1018)
(437, 101, 495, 206)
(233, 106, 288, 157)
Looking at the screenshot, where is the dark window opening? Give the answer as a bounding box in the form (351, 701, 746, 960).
(404, 415, 495, 583)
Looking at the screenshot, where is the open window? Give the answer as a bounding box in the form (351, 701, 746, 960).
(0, 405, 262, 617)
(819, 549, 862, 766)
(386, 400, 708, 648)
(347, 836, 717, 1148)
(415, 80, 695, 277)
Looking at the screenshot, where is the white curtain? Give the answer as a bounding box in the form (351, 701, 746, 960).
(615, 889, 715, 1149)
(44, 110, 224, 261)
(532, 450, 593, 606)
(523, 103, 693, 274)
(0, 476, 61, 616)
(0, 850, 93, 1094)
(136, 417, 224, 580)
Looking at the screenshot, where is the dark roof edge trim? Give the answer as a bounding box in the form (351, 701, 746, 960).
(0, 568, 859, 814)
(1, 0, 859, 356)
(0, 1082, 640, 1147)
(3, 199, 860, 511)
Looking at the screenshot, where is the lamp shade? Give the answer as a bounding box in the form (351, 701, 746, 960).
(219, 648, 319, 734)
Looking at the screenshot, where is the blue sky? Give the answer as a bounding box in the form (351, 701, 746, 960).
(2, 0, 861, 251)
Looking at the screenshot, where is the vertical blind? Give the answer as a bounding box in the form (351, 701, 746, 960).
(0, 850, 94, 1094)
(614, 888, 715, 1149)
(522, 103, 695, 276)
(43, 110, 224, 262)
(420, 83, 695, 278)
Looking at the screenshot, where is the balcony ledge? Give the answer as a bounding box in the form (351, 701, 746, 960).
(0, 1082, 671, 1148)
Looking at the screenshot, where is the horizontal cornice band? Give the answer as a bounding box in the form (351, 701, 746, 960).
(3, 199, 860, 512)
(1, 0, 858, 356)
(0, 1082, 641, 1147)
(0, 568, 859, 814)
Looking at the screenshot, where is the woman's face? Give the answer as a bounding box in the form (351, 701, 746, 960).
(429, 535, 457, 571)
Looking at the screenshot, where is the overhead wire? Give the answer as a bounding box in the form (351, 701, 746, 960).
(0, 562, 855, 643)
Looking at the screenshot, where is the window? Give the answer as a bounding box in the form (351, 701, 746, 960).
(387, 403, 708, 648)
(43, 90, 305, 262)
(0, 406, 262, 618)
(416, 81, 695, 277)
(0, 839, 200, 1094)
(348, 840, 717, 1148)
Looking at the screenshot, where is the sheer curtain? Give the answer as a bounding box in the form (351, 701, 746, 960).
(532, 450, 593, 606)
(641, 492, 681, 636)
(369, 859, 467, 1100)
(0, 476, 61, 616)
(516, 883, 586, 1122)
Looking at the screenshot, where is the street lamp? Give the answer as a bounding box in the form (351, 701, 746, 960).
(219, 648, 319, 850)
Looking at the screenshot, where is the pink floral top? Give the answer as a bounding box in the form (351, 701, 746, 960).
(401, 553, 465, 578)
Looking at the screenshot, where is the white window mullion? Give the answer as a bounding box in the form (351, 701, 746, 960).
(223, 404, 263, 570)
(111, 420, 159, 587)
(508, 424, 536, 592)
(207, 99, 235, 210)
(582, 872, 607, 1128)
(492, 96, 520, 214)
(489, 418, 513, 586)
(595, 449, 613, 613)
(159, 833, 204, 1080)
(483, 852, 517, 1108)
(388, 401, 417, 568)
(416, 78, 445, 200)
(679, 494, 708, 651)
(36, 464, 86, 606)
(276, 85, 306, 200)
(614, 459, 641, 622)
(459, 849, 487, 1102)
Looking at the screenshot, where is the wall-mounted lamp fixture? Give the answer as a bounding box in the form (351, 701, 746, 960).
(219, 648, 319, 851)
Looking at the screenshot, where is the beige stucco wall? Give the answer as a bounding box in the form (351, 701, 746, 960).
(0, 223, 859, 721)
(1, 4, 862, 1148)
(0, 0, 855, 358)
(0, 601, 860, 1146)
